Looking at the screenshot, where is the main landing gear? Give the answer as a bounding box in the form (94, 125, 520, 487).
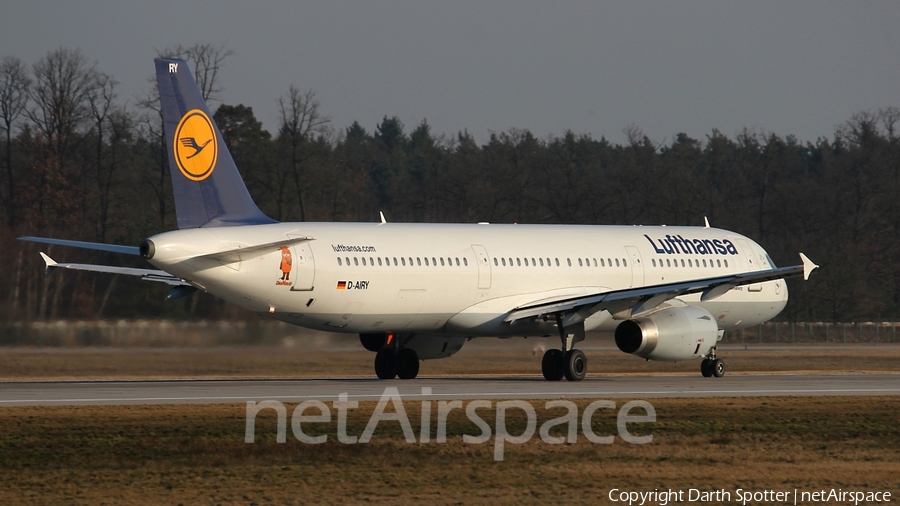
(700, 348, 725, 378)
(542, 316, 587, 381)
(373, 335, 420, 380)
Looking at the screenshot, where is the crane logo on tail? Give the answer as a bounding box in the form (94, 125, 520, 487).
(173, 109, 218, 181)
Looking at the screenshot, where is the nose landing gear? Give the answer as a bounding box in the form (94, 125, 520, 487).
(700, 349, 725, 378)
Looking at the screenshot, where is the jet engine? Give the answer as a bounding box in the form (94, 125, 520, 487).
(614, 306, 718, 361)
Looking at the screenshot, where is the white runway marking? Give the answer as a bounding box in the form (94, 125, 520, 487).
(1, 374, 899, 406)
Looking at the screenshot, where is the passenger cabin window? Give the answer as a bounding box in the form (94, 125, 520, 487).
(417, 258, 422, 266)
(724, 259, 728, 267)
(337, 257, 343, 266)
(464, 258, 468, 266)
(578, 258, 583, 267)
(494, 258, 498, 266)
(623, 259, 627, 267)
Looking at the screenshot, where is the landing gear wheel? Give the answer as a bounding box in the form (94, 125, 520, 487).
(396, 349, 420, 379)
(563, 349, 587, 382)
(700, 359, 714, 378)
(542, 349, 565, 381)
(712, 358, 725, 378)
(374, 348, 397, 379)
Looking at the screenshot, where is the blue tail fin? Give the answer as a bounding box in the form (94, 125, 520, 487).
(155, 58, 275, 229)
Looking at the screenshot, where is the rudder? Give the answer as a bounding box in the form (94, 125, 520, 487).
(155, 58, 275, 229)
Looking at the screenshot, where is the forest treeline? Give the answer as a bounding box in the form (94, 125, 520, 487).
(1, 45, 899, 326)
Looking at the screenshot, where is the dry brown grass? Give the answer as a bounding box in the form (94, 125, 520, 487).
(0, 397, 898, 504)
(1, 343, 899, 381)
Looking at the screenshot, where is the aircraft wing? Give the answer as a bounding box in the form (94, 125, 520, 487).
(505, 253, 818, 327)
(39, 253, 188, 286)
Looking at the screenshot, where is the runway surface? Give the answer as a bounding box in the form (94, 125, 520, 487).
(1, 373, 899, 406)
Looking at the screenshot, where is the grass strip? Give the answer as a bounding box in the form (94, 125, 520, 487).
(0, 396, 898, 504)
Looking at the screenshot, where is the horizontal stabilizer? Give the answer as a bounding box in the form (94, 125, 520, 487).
(20, 237, 140, 255)
(36, 253, 188, 286)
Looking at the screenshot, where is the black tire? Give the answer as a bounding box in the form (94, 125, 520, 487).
(700, 359, 713, 378)
(374, 348, 397, 379)
(542, 349, 565, 381)
(712, 358, 725, 378)
(396, 348, 420, 379)
(563, 349, 587, 381)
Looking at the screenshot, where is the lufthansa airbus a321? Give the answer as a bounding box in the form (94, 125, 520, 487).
(20, 58, 819, 381)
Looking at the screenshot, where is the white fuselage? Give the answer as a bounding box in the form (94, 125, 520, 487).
(146, 223, 788, 337)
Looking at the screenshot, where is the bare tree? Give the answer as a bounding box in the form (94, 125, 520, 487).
(28, 47, 97, 160)
(0, 56, 31, 226)
(879, 107, 900, 142)
(86, 72, 119, 241)
(278, 86, 330, 221)
(156, 43, 233, 102)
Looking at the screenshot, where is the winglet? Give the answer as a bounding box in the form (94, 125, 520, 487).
(800, 252, 819, 281)
(703, 216, 710, 228)
(379, 211, 387, 224)
(39, 252, 57, 278)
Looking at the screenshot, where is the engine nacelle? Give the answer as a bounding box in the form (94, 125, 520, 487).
(614, 306, 718, 361)
(404, 334, 467, 360)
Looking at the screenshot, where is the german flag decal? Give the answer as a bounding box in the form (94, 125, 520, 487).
(336, 281, 347, 290)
